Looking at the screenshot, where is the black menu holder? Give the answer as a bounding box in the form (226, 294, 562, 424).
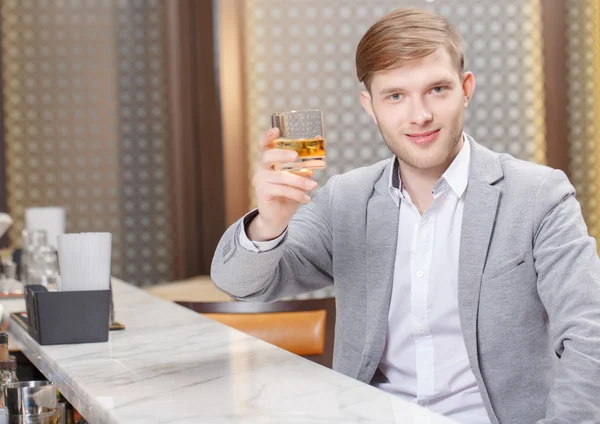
(23, 285, 110, 345)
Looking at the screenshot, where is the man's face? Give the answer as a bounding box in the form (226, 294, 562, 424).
(361, 48, 475, 172)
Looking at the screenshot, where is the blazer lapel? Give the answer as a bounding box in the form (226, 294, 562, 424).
(459, 180, 500, 358)
(458, 139, 503, 364)
(357, 161, 399, 381)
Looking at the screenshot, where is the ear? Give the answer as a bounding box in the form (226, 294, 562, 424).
(360, 90, 378, 124)
(461, 72, 476, 108)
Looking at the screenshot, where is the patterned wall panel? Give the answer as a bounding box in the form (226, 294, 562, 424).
(1, 0, 123, 271)
(1, 0, 173, 285)
(114, 1, 173, 285)
(245, 0, 546, 197)
(566, 0, 600, 244)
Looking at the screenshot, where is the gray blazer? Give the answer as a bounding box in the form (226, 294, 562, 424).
(211, 139, 600, 424)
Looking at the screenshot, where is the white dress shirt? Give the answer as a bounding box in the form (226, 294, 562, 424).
(374, 136, 489, 423)
(240, 135, 489, 423)
(239, 216, 286, 252)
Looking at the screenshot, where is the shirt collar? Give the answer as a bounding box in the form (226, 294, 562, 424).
(387, 133, 471, 205)
(440, 134, 471, 198)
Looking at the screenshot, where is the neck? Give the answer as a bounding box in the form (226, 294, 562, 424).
(399, 134, 464, 214)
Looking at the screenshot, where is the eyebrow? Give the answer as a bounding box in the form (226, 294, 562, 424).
(428, 78, 456, 88)
(378, 78, 456, 97)
(378, 87, 406, 97)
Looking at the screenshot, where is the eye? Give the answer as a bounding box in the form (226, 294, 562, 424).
(431, 86, 446, 94)
(388, 93, 403, 101)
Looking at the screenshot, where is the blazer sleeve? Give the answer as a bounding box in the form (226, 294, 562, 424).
(210, 175, 337, 302)
(533, 169, 600, 423)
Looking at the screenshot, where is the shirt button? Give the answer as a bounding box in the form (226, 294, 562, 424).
(418, 326, 424, 333)
(416, 270, 424, 278)
(422, 375, 427, 380)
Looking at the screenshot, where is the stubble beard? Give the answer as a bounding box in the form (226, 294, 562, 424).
(380, 124, 464, 170)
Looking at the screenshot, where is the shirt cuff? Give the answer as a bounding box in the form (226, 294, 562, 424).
(238, 210, 287, 253)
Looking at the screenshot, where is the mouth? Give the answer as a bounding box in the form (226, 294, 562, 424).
(405, 129, 441, 146)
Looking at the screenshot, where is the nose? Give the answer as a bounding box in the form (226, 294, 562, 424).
(409, 98, 433, 126)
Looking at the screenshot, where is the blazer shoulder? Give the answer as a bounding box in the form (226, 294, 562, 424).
(333, 158, 390, 191)
(497, 153, 571, 193)
(308, 158, 391, 213)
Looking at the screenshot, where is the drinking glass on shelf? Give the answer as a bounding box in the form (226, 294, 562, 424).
(26, 245, 60, 291)
(22, 229, 48, 249)
(20, 229, 48, 284)
(270, 109, 326, 171)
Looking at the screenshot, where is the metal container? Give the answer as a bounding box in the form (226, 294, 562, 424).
(7, 411, 57, 424)
(4, 381, 57, 424)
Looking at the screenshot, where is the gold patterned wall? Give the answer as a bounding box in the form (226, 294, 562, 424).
(244, 0, 546, 205)
(1, 0, 173, 285)
(566, 0, 600, 243)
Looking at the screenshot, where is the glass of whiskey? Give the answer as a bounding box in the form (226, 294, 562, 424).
(271, 109, 326, 171)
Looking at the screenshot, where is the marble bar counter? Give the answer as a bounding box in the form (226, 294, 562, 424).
(2, 279, 457, 424)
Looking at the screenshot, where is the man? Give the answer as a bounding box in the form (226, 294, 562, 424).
(211, 7, 600, 424)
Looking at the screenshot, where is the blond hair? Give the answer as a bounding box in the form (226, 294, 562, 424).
(356, 8, 464, 90)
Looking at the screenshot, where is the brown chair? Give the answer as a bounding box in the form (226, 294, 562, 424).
(176, 298, 336, 368)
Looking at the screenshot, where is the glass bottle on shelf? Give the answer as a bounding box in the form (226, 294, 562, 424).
(0, 334, 18, 412)
(0, 334, 8, 362)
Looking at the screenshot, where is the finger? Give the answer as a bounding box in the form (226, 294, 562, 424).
(261, 148, 298, 169)
(261, 169, 318, 191)
(290, 169, 314, 179)
(286, 159, 324, 171)
(259, 127, 280, 150)
(260, 183, 312, 204)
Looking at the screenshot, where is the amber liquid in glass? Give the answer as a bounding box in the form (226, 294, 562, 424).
(272, 137, 326, 171)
